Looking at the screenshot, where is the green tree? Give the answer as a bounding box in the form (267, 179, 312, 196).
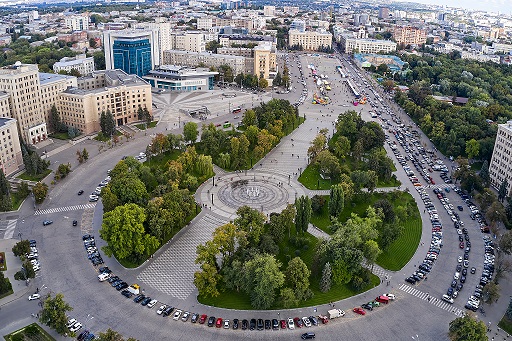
(307, 133, 327, 161)
(499, 179, 509, 202)
(285, 257, 311, 301)
(482, 282, 500, 304)
(109, 175, 149, 208)
(320, 262, 332, 292)
(295, 195, 312, 235)
(329, 184, 345, 219)
(48, 105, 61, 133)
(233, 206, 266, 246)
(32, 182, 48, 204)
(281, 203, 296, 239)
(465, 138, 480, 160)
(333, 135, 350, 158)
(0, 270, 12, 295)
(183, 122, 199, 144)
(12, 240, 30, 257)
(205, 40, 222, 53)
(100, 203, 159, 261)
(243, 254, 284, 309)
(82, 148, 89, 162)
(316, 150, 341, 180)
(0, 168, 11, 211)
(89, 38, 97, 48)
(480, 160, 490, 186)
(39, 293, 73, 335)
(273, 72, 282, 86)
(258, 77, 268, 89)
(280, 287, 299, 308)
(100, 110, 116, 137)
(194, 262, 221, 298)
(448, 314, 487, 341)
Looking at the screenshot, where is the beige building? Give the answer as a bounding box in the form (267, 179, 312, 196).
(263, 6, 276, 17)
(489, 121, 512, 195)
(170, 31, 205, 53)
(64, 15, 89, 31)
(392, 26, 427, 46)
(288, 29, 332, 51)
(339, 35, 397, 54)
(197, 17, 213, 30)
(0, 64, 47, 145)
(58, 70, 152, 135)
(253, 43, 277, 82)
(39, 73, 77, 132)
(163, 50, 249, 77)
(219, 35, 276, 49)
(52, 54, 95, 76)
(0, 117, 23, 176)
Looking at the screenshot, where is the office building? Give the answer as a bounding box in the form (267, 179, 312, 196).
(288, 30, 332, 51)
(197, 17, 213, 30)
(379, 7, 389, 19)
(163, 50, 248, 76)
(39, 73, 77, 132)
(290, 20, 306, 33)
(58, 70, 152, 134)
(170, 31, 205, 53)
(393, 26, 427, 46)
(134, 20, 172, 61)
(53, 54, 95, 76)
(339, 35, 397, 54)
(64, 15, 89, 31)
(143, 65, 218, 91)
(103, 29, 160, 77)
(489, 121, 512, 196)
(0, 63, 47, 145)
(0, 117, 23, 176)
(253, 43, 277, 82)
(219, 34, 276, 48)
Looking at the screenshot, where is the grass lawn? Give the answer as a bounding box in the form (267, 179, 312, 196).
(49, 132, 70, 140)
(499, 315, 512, 335)
(4, 323, 55, 341)
(144, 150, 181, 170)
(0, 288, 13, 300)
(17, 169, 52, 182)
(471, 161, 483, 171)
(311, 196, 331, 233)
(376, 192, 421, 271)
(298, 165, 332, 190)
(11, 192, 27, 211)
(0, 251, 6, 271)
(135, 121, 158, 130)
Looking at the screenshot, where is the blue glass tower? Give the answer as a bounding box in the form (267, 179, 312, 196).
(112, 38, 152, 77)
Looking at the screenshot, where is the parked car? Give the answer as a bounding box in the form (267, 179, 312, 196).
(301, 332, 316, 340)
(28, 293, 40, 300)
(353, 307, 366, 315)
(207, 316, 215, 327)
(191, 313, 199, 323)
(156, 305, 167, 315)
(173, 310, 182, 320)
(199, 314, 207, 324)
(43, 220, 53, 226)
(287, 318, 295, 330)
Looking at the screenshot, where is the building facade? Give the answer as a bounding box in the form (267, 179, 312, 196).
(392, 26, 427, 46)
(58, 70, 152, 134)
(0, 117, 23, 176)
(163, 50, 249, 76)
(489, 121, 512, 196)
(0, 64, 47, 145)
(64, 15, 89, 31)
(52, 54, 95, 76)
(143, 65, 218, 91)
(103, 29, 160, 77)
(339, 35, 397, 54)
(39, 73, 77, 132)
(288, 30, 332, 51)
(170, 31, 205, 53)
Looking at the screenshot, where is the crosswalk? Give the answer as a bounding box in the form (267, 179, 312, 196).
(424, 184, 454, 190)
(34, 203, 96, 216)
(399, 283, 465, 317)
(0, 219, 17, 239)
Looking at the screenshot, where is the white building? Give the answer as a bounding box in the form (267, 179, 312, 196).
(142, 65, 218, 91)
(53, 54, 95, 76)
(288, 29, 332, 51)
(134, 20, 172, 61)
(263, 6, 276, 17)
(489, 121, 512, 196)
(339, 34, 397, 54)
(64, 15, 89, 31)
(170, 31, 206, 53)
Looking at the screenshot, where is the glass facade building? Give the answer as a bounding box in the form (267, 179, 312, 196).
(113, 39, 152, 77)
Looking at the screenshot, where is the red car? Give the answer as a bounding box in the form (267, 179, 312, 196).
(199, 314, 207, 324)
(459, 242, 464, 249)
(353, 307, 366, 315)
(215, 318, 223, 328)
(280, 320, 287, 329)
(293, 317, 303, 328)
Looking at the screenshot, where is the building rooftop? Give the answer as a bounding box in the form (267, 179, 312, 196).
(0, 117, 15, 127)
(166, 50, 246, 61)
(219, 34, 275, 42)
(54, 54, 93, 68)
(65, 69, 148, 95)
(145, 65, 218, 78)
(39, 72, 76, 85)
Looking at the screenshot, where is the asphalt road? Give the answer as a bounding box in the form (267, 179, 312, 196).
(0, 52, 491, 341)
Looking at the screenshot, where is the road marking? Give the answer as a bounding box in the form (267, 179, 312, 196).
(399, 283, 464, 317)
(34, 203, 96, 216)
(2, 220, 17, 239)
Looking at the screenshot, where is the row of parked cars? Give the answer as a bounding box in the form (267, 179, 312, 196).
(353, 294, 395, 316)
(83, 234, 103, 266)
(26, 239, 41, 272)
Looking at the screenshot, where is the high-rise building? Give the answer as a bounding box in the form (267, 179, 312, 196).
(0, 63, 47, 145)
(489, 121, 512, 196)
(103, 29, 160, 77)
(379, 7, 389, 19)
(393, 26, 427, 46)
(39, 73, 77, 132)
(253, 43, 277, 82)
(0, 117, 23, 176)
(288, 30, 333, 51)
(64, 15, 89, 31)
(134, 20, 172, 61)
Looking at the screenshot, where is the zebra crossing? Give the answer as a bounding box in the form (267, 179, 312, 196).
(399, 283, 465, 317)
(0, 219, 17, 239)
(34, 203, 96, 216)
(425, 184, 454, 190)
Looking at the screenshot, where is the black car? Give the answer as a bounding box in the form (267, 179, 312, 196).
(272, 319, 279, 329)
(456, 264, 462, 272)
(447, 288, 454, 296)
(111, 280, 122, 287)
(264, 319, 271, 330)
(140, 297, 152, 306)
(191, 313, 199, 323)
(43, 220, 53, 226)
(451, 280, 457, 288)
(462, 268, 468, 276)
(242, 319, 248, 330)
(116, 282, 128, 291)
(73, 220, 78, 227)
(99, 267, 110, 274)
(460, 275, 466, 283)
(249, 319, 256, 330)
(121, 290, 133, 298)
(133, 294, 145, 303)
(302, 332, 316, 340)
(29, 240, 37, 247)
(362, 303, 373, 311)
(108, 276, 119, 283)
(162, 306, 174, 316)
(207, 316, 215, 327)
(78, 190, 84, 195)
(308, 316, 318, 326)
(257, 319, 264, 330)
(233, 319, 239, 330)
(405, 277, 416, 284)
(456, 283, 464, 291)
(77, 330, 89, 341)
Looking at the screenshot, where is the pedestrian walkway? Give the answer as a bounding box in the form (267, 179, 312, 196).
(0, 220, 17, 239)
(398, 283, 464, 317)
(34, 203, 96, 216)
(307, 223, 330, 240)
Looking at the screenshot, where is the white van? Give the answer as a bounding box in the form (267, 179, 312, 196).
(98, 273, 110, 282)
(442, 295, 454, 304)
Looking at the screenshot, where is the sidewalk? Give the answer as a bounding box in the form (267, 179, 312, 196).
(0, 239, 33, 307)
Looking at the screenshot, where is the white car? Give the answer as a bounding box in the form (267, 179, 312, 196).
(287, 317, 295, 330)
(223, 319, 230, 329)
(173, 309, 182, 320)
(156, 305, 167, 315)
(147, 299, 158, 308)
(458, 256, 463, 263)
(302, 317, 311, 328)
(28, 293, 40, 300)
(384, 293, 395, 300)
(66, 318, 77, 329)
(69, 322, 82, 332)
(454, 272, 460, 280)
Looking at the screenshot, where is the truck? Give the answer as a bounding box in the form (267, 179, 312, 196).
(328, 309, 345, 319)
(127, 284, 140, 295)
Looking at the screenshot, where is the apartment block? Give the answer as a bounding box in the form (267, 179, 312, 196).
(53, 54, 95, 76)
(489, 121, 512, 196)
(197, 17, 213, 30)
(170, 31, 205, 53)
(0, 117, 23, 176)
(288, 29, 332, 51)
(64, 15, 89, 31)
(39, 73, 77, 132)
(58, 70, 152, 135)
(263, 6, 276, 17)
(339, 34, 397, 54)
(393, 26, 427, 46)
(0, 64, 47, 145)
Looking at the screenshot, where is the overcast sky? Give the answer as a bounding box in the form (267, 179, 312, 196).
(410, 0, 512, 15)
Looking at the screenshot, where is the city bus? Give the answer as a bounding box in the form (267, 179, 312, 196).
(232, 107, 241, 114)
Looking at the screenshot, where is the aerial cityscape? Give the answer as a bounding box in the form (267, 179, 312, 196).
(0, 0, 511, 340)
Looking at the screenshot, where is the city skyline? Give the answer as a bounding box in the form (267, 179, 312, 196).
(408, 0, 512, 14)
